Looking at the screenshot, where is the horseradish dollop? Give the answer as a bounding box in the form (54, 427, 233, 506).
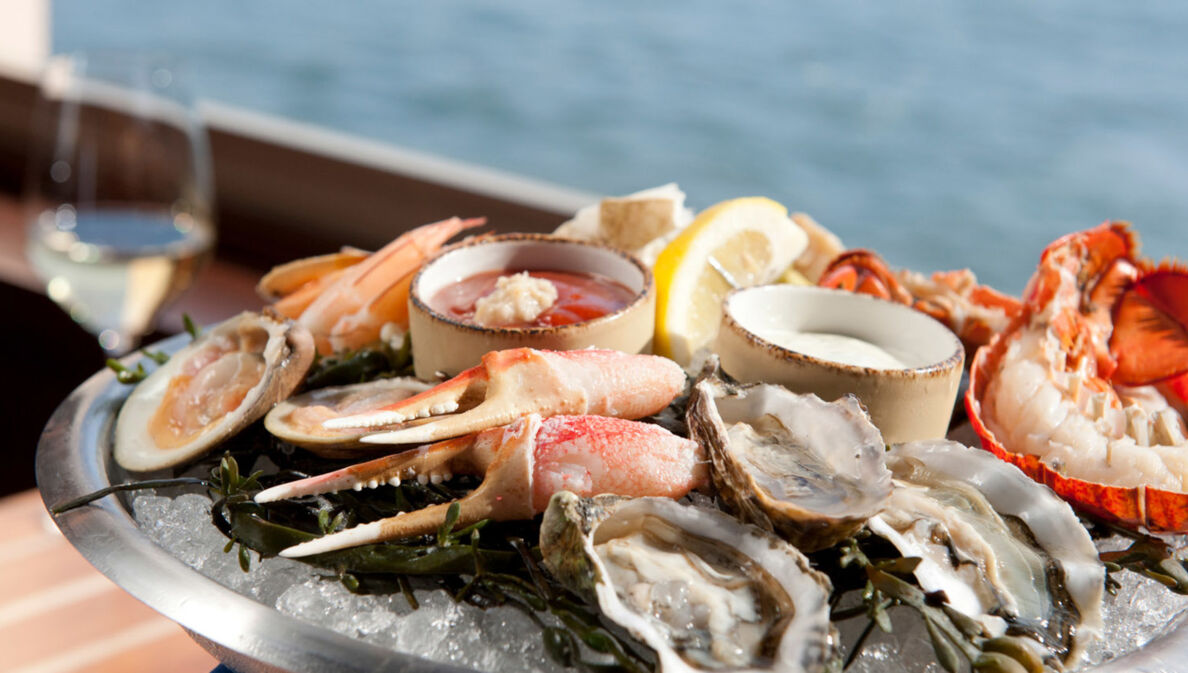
(473, 272, 558, 327)
(432, 269, 635, 328)
(754, 329, 907, 370)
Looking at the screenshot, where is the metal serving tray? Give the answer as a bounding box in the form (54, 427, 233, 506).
(35, 335, 1186, 673)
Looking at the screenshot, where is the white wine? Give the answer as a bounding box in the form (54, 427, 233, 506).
(27, 206, 215, 353)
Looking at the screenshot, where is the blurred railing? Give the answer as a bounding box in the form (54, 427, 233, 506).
(0, 69, 596, 274)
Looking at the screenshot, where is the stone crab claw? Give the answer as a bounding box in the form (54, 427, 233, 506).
(321, 347, 687, 446)
(257, 414, 707, 558)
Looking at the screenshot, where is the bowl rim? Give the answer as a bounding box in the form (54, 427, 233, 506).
(722, 284, 964, 378)
(409, 232, 654, 335)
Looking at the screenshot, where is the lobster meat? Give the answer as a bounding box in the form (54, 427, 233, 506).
(966, 222, 1188, 531)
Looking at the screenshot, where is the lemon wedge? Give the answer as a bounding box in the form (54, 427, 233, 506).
(653, 197, 808, 365)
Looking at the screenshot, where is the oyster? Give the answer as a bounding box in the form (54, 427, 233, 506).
(868, 439, 1104, 666)
(264, 377, 431, 456)
(114, 311, 315, 471)
(541, 492, 835, 673)
(687, 369, 891, 552)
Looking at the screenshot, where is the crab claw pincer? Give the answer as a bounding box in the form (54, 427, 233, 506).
(321, 348, 686, 445)
(258, 413, 707, 558)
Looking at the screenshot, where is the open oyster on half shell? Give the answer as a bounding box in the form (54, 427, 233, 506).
(114, 311, 315, 471)
(869, 439, 1105, 667)
(686, 368, 891, 552)
(541, 492, 836, 673)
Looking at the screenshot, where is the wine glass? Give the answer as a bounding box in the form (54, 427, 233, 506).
(24, 51, 215, 355)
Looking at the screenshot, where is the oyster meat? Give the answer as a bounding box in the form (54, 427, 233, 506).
(687, 369, 891, 552)
(868, 439, 1105, 666)
(541, 492, 835, 673)
(264, 377, 432, 456)
(114, 311, 315, 471)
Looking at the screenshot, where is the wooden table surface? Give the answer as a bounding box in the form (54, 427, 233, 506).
(0, 489, 220, 672)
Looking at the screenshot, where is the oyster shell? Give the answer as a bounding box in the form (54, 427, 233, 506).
(541, 492, 835, 673)
(868, 439, 1104, 666)
(114, 311, 315, 471)
(264, 377, 432, 456)
(687, 370, 891, 552)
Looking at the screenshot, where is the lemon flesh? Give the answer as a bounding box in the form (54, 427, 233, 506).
(654, 197, 808, 365)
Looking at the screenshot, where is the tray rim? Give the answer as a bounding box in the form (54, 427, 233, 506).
(34, 333, 1188, 673)
(36, 334, 472, 673)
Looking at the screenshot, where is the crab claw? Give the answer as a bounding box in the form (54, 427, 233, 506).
(322, 348, 686, 445)
(254, 434, 485, 503)
(264, 413, 706, 558)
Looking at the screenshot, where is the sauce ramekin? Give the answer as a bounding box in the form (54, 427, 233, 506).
(408, 233, 655, 379)
(715, 284, 964, 444)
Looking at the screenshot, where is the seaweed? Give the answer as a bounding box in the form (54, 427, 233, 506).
(203, 450, 650, 672)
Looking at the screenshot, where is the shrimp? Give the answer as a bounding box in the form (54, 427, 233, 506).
(260, 217, 484, 355)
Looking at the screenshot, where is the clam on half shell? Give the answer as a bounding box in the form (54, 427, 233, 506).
(264, 377, 432, 457)
(541, 493, 835, 673)
(687, 369, 891, 552)
(869, 439, 1105, 667)
(114, 311, 315, 471)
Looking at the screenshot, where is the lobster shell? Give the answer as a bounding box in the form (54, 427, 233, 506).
(966, 327, 1188, 532)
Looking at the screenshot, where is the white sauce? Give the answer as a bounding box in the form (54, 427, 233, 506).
(473, 272, 558, 327)
(755, 329, 907, 370)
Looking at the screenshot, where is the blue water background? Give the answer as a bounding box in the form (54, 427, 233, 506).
(54, 1, 1188, 294)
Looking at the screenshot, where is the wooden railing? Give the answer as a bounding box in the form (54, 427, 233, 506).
(0, 71, 597, 272)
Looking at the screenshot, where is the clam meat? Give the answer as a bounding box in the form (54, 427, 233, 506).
(868, 439, 1104, 666)
(687, 368, 890, 552)
(541, 492, 835, 673)
(114, 311, 315, 471)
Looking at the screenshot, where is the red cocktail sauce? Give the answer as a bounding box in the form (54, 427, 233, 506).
(430, 269, 635, 328)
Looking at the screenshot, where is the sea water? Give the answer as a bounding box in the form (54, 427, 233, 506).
(55, 1, 1188, 295)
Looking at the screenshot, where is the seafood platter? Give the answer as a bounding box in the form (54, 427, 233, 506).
(37, 183, 1188, 673)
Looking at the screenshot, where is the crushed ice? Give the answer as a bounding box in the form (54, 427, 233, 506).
(134, 493, 1188, 672)
(133, 493, 556, 672)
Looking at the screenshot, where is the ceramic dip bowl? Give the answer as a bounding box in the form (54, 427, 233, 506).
(715, 285, 964, 444)
(408, 233, 655, 379)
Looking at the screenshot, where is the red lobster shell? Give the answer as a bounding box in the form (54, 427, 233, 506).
(966, 221, 1188, 532)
